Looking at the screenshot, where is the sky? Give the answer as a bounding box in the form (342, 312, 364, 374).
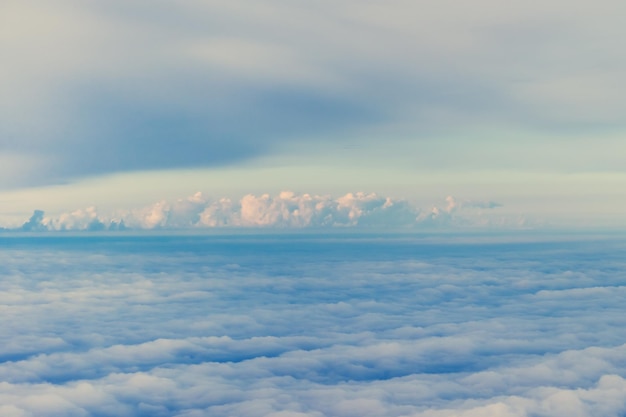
(1, 235, 626, 416)
(1, 0, 626, 228)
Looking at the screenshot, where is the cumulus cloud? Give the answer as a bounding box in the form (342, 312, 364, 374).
(21, 209, 46, 232)
(418, 195, 509, 227)
(9, 191, 509, 231)
(0, 235, 624, 415)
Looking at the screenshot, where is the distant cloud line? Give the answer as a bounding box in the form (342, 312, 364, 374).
(10, 191, 508, 232)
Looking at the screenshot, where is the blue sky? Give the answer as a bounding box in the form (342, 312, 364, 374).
(1, 0, 625, 227)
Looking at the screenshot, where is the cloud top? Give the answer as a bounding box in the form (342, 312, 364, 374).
(0, 233, 624, 415)
(10, 191, 509, 232)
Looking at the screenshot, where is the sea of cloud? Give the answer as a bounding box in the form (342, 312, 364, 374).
(0, 234, 624, 416)
(10, 191, 511, 232)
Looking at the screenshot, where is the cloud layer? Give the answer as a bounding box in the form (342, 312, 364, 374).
(2, 0, 626, 186)
(10, 191, 509, 231)
(0, 235, 625, 415)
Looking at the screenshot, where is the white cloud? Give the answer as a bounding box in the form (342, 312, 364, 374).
(417, 195, 509, 228)
(0, 236, 624, 415)
(9, 191, 509, 231)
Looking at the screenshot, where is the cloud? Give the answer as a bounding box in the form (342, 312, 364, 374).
(418, 196, 509, 227)
(0, 0, 380, 185)
(9, 191, 508, 231)
(0, 236, 624, 415)
(21, 210, 46, 232)
(2, 0, 626, 185)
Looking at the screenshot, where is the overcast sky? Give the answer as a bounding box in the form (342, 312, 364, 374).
(1, 0, 625, 226)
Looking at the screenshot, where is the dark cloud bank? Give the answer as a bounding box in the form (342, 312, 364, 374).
(4, 0, 626, 186)
(0, 235, 625, 416)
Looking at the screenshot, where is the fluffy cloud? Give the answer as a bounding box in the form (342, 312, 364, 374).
(0, 235, 624, 415)
(10, 191, 509, 231)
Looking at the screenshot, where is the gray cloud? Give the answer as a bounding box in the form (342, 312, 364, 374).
(2, 0, 626, 185)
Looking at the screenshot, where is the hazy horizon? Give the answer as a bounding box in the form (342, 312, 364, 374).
(2, 0, 626, 229)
